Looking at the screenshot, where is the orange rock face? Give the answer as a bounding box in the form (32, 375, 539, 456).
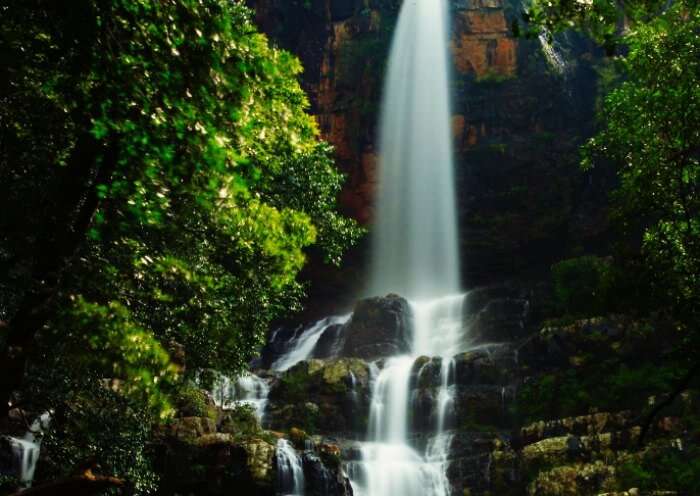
(451, 7, 517, 79)
(463, 10, 508, 33)
(259, 1, 520, 224)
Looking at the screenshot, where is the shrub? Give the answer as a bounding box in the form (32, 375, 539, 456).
(175, 387, 216, 420)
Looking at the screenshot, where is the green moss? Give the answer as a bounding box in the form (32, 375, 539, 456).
(486, 143, 509, 154)
(278, 365, 313, 402)
(220, 404, 260, 437)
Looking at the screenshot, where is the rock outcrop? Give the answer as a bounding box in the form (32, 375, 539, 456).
(267, 358, 372, 435)
(153, 395, 353, 496)
(340, 294, 413, 359)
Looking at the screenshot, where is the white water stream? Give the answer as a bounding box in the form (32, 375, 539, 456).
(348, 295, 466, 496)
(7, 411, 51, 487)
(276, 438, 305, 496)
(351, 0, 464, 492)
(211, 372, 270, 421)
(272, 315, 351, 372)
(368, 0, 459, 300)
(270, 0, 464, 493)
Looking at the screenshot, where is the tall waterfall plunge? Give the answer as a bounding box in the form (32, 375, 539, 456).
(351, 0, 463, 494)
(369, 0, 460, 299)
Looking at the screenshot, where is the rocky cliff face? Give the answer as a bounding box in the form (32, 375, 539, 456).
(251, 0, 613, 292)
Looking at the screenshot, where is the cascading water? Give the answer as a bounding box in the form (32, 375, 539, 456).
(8, 411, 51, 487)
(349, 295, 467, 496)
(350, 0, 466, 492)
(276, 439, 305, 496)
(211, 372, 270, 421)
(272, 315, 351, 372)
(368, 0, 459, 300)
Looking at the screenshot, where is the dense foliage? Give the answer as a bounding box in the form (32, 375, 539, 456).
(525, 0, 699, 329)
(0, 0, 359, 489)
(530, 0, 699, 458)
(582, 6, 700, 332)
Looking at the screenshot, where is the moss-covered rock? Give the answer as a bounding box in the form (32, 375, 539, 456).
(268, 358, 371, 435)
(219, 404, 261, 437)
(174, 386, 218, 420)
(519, 412, 633, 446)
(153, 433, 275, 496)
(164, 416, 217, 442)
(527, 461, 617, 496)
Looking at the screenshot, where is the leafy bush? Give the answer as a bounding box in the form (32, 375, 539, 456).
(174, 387, 216, 420)
(618, 445, 700, 494)
(516, 364, 680, 423)
(219, 404, 260, 437)
(40, 387, 159, 494)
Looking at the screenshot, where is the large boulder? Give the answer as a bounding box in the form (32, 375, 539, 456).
(516, 316, 661, 373)
(312, 323, 346, 359)
(154, 433, 276, 496)
(453, 345, 518, 387)
(267, 358, 372, 435)
(303, 451, 354, 496)
(340, 294, 413, 359)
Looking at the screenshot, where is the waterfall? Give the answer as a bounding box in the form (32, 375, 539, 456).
(276, 439, 305, 496)
(368, 0, 459, 300)
(272, 315, 351, 372)
(367, 357, 414, 443)
(349, 294, 466, 496)
(348, 443, 449, 496)
(211, 372, 270, 421)
(538, 31, 570, 74)
(351, 0, 463, 493)
(412, 294, 467, 357)
(8, 411, 51, 487)
(436, 357, 456, 434)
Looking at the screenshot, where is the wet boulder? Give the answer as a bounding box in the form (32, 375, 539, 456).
(453, 345, 517, 387)
(312, 324, 346, 359)
(302, 451, 353, 496)
(153, 433, 276, 496)
(467, 296, 530, 344)
(341, 294, 413, 360)
(267, 359, 372, 435)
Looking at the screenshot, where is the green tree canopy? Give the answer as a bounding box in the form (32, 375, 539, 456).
(0, 0, 360, 486)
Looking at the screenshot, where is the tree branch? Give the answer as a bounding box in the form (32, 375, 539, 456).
(10, 469, 125, 496)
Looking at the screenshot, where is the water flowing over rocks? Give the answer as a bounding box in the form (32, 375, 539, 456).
(199, 284, 690, 496)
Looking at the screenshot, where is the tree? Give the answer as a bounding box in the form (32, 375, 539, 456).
(0, 0, 360, 484)
(520, 0, 699, 442)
